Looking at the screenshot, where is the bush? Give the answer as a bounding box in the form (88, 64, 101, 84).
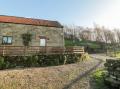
(0, 57, 13, 69)
(23, 56, 39, 67)
(21, 33, 32, 46)
(78, 53, 90, 62)
(91, 70, 109, 89)
(0, 53, 88, 69)
(0, 57, 6, 69)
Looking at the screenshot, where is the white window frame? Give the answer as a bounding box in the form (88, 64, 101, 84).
(40, 38, 46, 46)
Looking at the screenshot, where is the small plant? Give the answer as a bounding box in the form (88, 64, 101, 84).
(22, 33, 32, 46)
(91, 70, 108, 89)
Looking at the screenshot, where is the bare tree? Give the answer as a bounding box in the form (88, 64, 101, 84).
(109, 30, 118, 56)
(94, 25, 105, 42)
(63, 25, 74, 39)
(79, 30, 91, 41)
(102, 28, 118, 55)
(114, 29, 120, 43)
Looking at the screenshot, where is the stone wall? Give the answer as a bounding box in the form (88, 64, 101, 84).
(0, 23, 64, 47)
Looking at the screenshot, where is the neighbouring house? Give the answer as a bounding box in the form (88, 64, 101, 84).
(0, 15, 64, 56)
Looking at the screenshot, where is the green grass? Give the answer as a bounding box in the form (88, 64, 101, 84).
(65, 39, 100, 49)
(115, 52, 120, 58)
(91, 70, 109, 89)
(108, 51, 120, 58)
(65, 39, 80, 46)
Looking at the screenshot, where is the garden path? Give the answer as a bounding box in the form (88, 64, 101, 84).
(62, 54, 115, 89)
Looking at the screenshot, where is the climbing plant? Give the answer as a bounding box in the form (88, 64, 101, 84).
(22, 33, 32, 46)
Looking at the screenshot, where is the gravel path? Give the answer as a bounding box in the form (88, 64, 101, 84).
(62, 54, 114, 89)
(62, 56, 103, 89)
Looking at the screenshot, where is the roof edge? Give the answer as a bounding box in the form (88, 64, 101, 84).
(0, 15, 63, 28)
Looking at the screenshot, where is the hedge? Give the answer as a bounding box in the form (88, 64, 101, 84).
(0, 54, 88, 70)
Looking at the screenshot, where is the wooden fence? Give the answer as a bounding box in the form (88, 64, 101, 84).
(0, 46, 84, 56)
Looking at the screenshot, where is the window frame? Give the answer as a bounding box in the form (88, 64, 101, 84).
(39, 36, 47, 47)
(2, 36, 13, 45)
(40, 38, 46, 47)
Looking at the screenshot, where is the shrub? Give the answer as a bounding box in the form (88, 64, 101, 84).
(104, 59, 120, 88)
(0, 53, 88, 69)
(66, 54, 78, 63)
(78, 53, 90, 62)
(91, 70, 108, 89)
(0, 57, 12, 69)
(22, 56, 39, 67)
(21, 33, 32, 46)
(4, 56, 17, 68)
(0, 57, 6, 69)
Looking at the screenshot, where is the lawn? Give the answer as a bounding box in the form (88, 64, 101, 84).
(65, 39, 100, 48)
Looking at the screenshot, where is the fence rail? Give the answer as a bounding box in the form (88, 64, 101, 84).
(0, 46, 84, 56)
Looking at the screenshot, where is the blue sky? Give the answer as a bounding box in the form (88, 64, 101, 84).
(0, 0, 120, 28)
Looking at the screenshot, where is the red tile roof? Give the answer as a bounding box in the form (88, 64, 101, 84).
(0, 15, 63, 28)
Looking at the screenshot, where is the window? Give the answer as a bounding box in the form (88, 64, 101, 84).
(2, 36, 12, 44)
(40, 38, 46, 46)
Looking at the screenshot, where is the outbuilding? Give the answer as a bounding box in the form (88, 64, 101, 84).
(0, 15, 64, 55)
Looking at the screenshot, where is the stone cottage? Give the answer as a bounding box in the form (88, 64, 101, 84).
(0, 15, 64, 55)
